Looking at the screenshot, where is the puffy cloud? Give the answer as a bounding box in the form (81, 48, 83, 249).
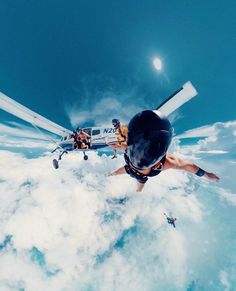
(64, 76, 145, 128)
(176, 120, 236, 159)
(218, 188, 236, 206)
(66, 95, 142, 128)
(0, 119, 236, 290)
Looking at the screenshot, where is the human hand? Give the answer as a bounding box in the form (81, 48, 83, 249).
(205, 172, 220, 182)
(107, 172, 115, 177)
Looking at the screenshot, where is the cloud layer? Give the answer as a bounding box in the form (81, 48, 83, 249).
(0, 120, 236, 290)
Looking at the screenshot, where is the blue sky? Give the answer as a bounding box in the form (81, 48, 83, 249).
(0, 0, 236, 135)
(1, 2, 236, 290)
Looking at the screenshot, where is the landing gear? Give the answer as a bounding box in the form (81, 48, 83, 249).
(52, 149, 88, 169)
(51, 147, 59, 154)
(83, 151, 88, 160)
(52, 159, 59, 169)
(58, 150, 68, 161)
(52, 150, 68, 169)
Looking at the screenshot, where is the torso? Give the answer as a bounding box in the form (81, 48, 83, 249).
(115, 125, 127, 143)
(77, 132, 89, 141)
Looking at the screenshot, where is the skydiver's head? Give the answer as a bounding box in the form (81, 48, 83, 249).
(112, 118, 120, 129)
(76, 127, 82, 133)
(126, 110, 173, 170)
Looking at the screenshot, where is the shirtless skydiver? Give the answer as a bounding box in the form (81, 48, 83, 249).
(72, 128, 91, 150)
(108, 110, 219, 192)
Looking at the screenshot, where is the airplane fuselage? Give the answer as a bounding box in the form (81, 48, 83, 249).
(59, 126, 117, 151)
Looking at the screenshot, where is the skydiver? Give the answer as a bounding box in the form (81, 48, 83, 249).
(164, 213, 177, 228)
(76, 128, 91, 149)
(70, 130, 81, 149)
(106, 119, 128, 159)
(108, 110, 220, 192)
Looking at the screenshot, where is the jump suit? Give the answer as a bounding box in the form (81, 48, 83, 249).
(115, 125, 127, 144)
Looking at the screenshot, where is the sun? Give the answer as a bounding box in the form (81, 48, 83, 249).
(153, 57, 162, 71)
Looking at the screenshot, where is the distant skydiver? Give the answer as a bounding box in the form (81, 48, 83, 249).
(106, 119, 128, 159)
(108, 110, 220, 192)
(164, 213, 177, 228)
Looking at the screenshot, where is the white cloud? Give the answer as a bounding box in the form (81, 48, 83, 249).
(218, 188, 236, 206)
(0, 119, 236, 290)
(65, 76, 147, 128)
(195, 150, 228, 154)
(177, 121, 236, 138)
(176, 120, 236, 158)
(66, 95, 142, 128)
(0, 150, 200, 290)
(177, 124, 217, 138)
(220, 270, 231, 291)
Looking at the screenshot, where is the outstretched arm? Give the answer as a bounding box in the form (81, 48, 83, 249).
(81, 131, 91, 139)
(108, 167, 145, 192)
(164, 153, 220, 182)
(107, 166, 126, 176)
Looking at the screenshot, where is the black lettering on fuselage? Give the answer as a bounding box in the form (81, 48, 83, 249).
(103, 128, 115, 134)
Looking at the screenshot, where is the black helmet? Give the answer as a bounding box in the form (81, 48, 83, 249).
(127, 110, 173, 169)
(112, 118, 120, 127)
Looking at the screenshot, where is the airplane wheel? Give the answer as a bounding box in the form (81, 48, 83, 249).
(84, 155, 88, 161)
(53, 159, 59, 169)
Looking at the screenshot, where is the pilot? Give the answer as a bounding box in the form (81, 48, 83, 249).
(107, 119, 128, 159)
(108, 110, 220, 192)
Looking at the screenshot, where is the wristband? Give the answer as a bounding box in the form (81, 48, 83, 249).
(195, 168, 205, 177)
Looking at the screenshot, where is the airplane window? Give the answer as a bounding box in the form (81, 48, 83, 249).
(92, 129, 100, 135)
(83, 128, 92, 135)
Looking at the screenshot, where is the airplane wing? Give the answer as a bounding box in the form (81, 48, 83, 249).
(0, 92, 72, 137)
(154, 81, 198, 116)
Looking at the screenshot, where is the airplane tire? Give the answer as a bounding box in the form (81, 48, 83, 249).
(53, 159, 59, 169)
(84, 155, 88, 161)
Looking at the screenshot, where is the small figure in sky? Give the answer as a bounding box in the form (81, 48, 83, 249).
(164, 213, 177, 228)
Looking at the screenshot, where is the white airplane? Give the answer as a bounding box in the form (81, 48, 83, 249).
(0, 81, 197, 169)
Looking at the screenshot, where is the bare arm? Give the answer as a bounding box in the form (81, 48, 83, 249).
(164, 153, 220, 182)
(81, 131, 91, 139)
(107, 166, 127, 176)
(108, 168, 145, 191)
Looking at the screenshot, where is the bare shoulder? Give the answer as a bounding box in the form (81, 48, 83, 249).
(163, 153, 183, 170)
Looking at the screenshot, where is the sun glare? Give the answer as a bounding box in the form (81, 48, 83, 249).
(153, 57, 162, 71)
